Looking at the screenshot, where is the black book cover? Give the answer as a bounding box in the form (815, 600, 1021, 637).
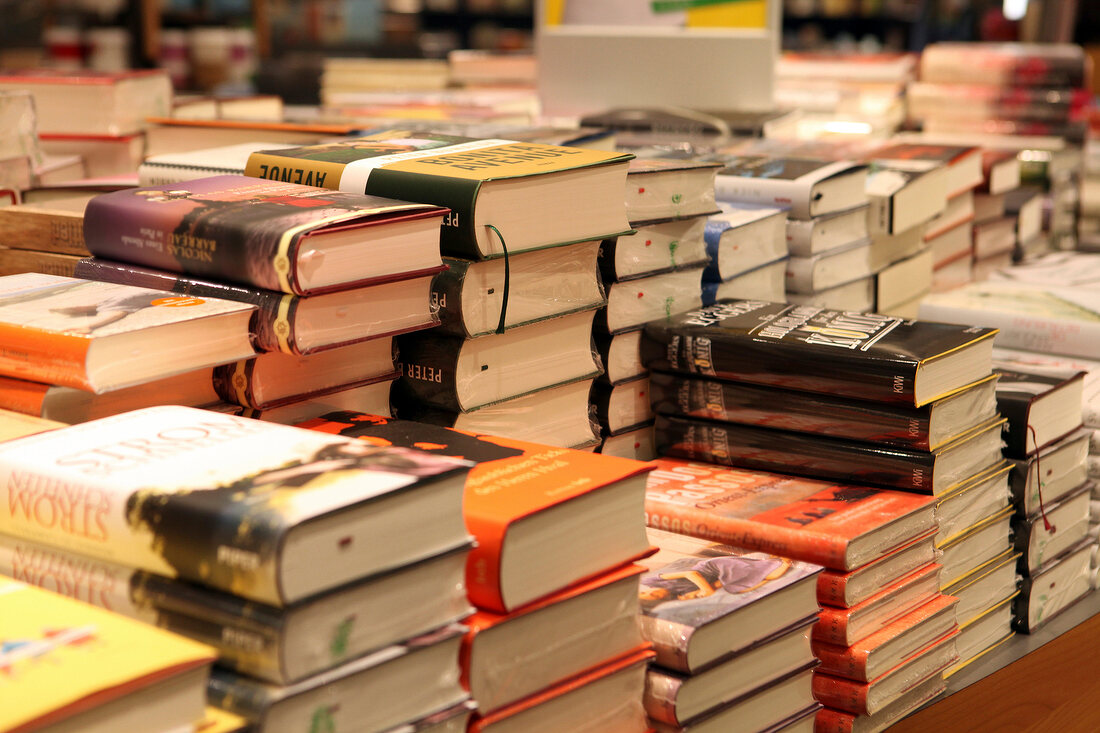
(1008, 428, 1091, 515)
(1011, 539, 1093, 634)
(641, 300, 997, 406)
(994, 367, 1085, 458)
(592, 375, 652, 434)
(1011, 482, 1092, 573)
(394, 333, 465, 412)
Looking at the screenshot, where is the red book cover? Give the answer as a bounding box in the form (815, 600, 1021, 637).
(644, 459, 936, 571)
(813, 563, 942, 646)
(298, 412, 655, 612)
(812, 594, 958, 681)
(816, 531, 937, 608)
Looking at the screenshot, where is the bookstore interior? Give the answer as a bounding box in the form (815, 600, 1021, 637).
(5, 0, 1100, 732)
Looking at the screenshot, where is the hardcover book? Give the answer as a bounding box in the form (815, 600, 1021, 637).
(701, 257, 787, 306)
(83, 175, 447, 296)
(599, 217, 709, 282)
(638, 528, 821, 673)
(816, 533, 937, 608)
(0, 575, 215, 733)
(938, 508, 1015, 588)
(993, 365, 1085, 457)
(0, 533, 472, 685)
(919, 42, 1089, 88)
(702, 202, 787, 282)
(641, 300, 998, 407)
(869, 143, 983, 198)
(710, 156, 869, 220)
(1012, 539, 1093, 633)
(813, 563, 942, 647)
(296, 412, 654, 613)
(74, 257, 440, 355)
(244, 130, 634, 260)
(786, 205, 868, 258)
(864, 164, 948, 234)
(0, 406, 472, 606)
(595, 328, 646, 385)
(0, 247, 83, 279)
(813, 673, 944, 733)
(624, 157, 721, 224)
(0, 273, 255, 393)
(944, 550, 1020, 627)
(946, 598, 1016, 679)
(644, 458, 937, 571)
(992, 346, 1100, 428)
(0, 194, 91, 255)
(1009, 428, 1091, 517)
(653, 413, 1005, 495)
(785, 238, 873, 294)
(593, 376, 654, 435)
(1012, 484, 1092, 573)
(598, 266, 706, 335)
(935, 463, 1012, 547)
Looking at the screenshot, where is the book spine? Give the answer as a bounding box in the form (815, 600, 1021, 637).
(432, 258, 474, 337)
(701, 219, 729, 282)
(0, 249, 81, 278)
(394, 333, 464, 412)
(463, 512, 508, 612)
(364, 168, 482, 259)
(0, 376, 50, 417)
(811, 673, 870, 715)
(813, 707, 857, 733)
(0, 207, 89, 256)
(638, 616, 692, 673)
(642, 668, 686, 726)
(212, 360, 261, 409)
(653, 415, 937, 492)
(995, 391, 1033, 458)
(714, 174, 813, 220)
(598, 238, 622, 283)
(816, 572, 853, 607)
(207, 669, 274, 722)
(812, 610, 854, 647)
(0, 322, 92, 391)
(811, 640, 870, 681)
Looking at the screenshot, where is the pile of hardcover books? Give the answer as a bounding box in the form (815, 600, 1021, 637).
(242, 130, 635, 450)
(295, 412, 657, 733)
(642, 457, 952, 731)
(700, 200, 788, 306)
(593, 155, 720, 459)
(0, 405, 481, 732)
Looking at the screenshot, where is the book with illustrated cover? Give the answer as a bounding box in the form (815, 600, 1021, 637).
(296, 411, 654, 613)
(653, 413, 1005, 495)
(0, 406, 472, 606)
(0, 273, 255, 393)
(83, 175, 447, 296)
(599, 217, 709, 283)
(817, 533, 937, 609)
(710, 156, 868, 220)
(638, 528, 821, 674)
(74, 257, 440, 355)
(624, 157, 721, 224)
(0, 533, 472, 685)
(994, 365, 1085, 457)
(649, 371, 999, 451)
(641, 300, 998, 407)
(244, 130, 634, 260)
(0, 575, 216, 733)
(644, 458, 936, 571)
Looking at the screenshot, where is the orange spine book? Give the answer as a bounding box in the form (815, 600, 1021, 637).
(0, 376, 51, 417)
(0, 321, 92, 391)
(812, 563, 941, 646)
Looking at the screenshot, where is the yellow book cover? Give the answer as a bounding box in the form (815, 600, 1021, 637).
(0, 576, 215, 733)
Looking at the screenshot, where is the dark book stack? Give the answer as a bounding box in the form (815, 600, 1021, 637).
(592, 156, 720, 459)
(638, 529, 822, 733)
(0, 406, 481, 732)
(70, 174, 450, 425)
(294, 412, 657, 733)
(992, 362, 1095, 637)
(912, 42, 1088, 254)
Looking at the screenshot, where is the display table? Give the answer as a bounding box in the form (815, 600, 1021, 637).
(888, 590, 1100, 732)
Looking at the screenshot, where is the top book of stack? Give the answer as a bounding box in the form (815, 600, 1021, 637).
(244, 130, 634, 260)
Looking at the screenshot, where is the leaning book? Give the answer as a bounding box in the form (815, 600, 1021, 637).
(0, 405, 472, 606)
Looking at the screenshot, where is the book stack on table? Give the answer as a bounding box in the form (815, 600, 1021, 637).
(643, 457, 953, 732)
(242, 130, 635, 450)
(0, 405, 480, 732)
(294, 412, 657, 733)
(701, 199, 788, 305)
(593, 155, 721, 460)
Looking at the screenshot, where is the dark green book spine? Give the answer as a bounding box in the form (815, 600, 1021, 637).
(394, 332, 464, 412)
(365, 169, 482, 259)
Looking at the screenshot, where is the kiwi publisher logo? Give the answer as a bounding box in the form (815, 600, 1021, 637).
(150, 297, 205, 307)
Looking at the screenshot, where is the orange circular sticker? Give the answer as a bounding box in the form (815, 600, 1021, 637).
(151, 296, 205, 307)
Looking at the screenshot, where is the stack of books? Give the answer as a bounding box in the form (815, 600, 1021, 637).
(0, 193, 95, 281)
(243, 130, 634, 449)
(638, 529, 822, 733)
(702, 200, 788, 305)
(593, 155, 720, 459)
(642, 457, 955, 731)
(66, 174, 449, 425)
(294, 412, 657, 733)
(0, 405, 480, 732)
(710, 155, 872, 311)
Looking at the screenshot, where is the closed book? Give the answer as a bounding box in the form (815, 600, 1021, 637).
(639, 528, 822, 674)
(0, 273, 255, 393)
(935, 463, 1013, 547)
(0, 533, 472, 685)
(83, 175, 447, 296)
(0, 195, 91, 255)
(813, 673, 944, 733)
(919, 42, 1089, 88)
(1008, 428, 1091, 517)
(1012, 539, 1093, 633)
(599, 218, 709, 282)
(649, 371, 998, 451)
(641, 300, 998, 407)
(599, 423, 656, 461)
(463, 563, 645, 713)
(817, 534, 937, 609)
(644, 458, 937, 571)
(593, 376, 654, 434)
(991, 346, 1100, 428)
(787, 276, 875, 313)
(74, 257, 440, 355)
(244, 131, 633, 260)
(598, 266, 705, 335)
(396, 309, 602, 412)
(0, 247, 83, 279)
(938, 508, 1015, 588)
(625, 157, 721, 224)
(0, 406, 471, 606)
(812, 594, 958, 682)
(972, 216, 1017, 259)
(785, 238, 873, 294)
(786, 205, 868, 258)
(469, 647, 653, 733)
(653, 413, 1005, 495)
(869, 143, 982, 198)
(946, 603, 1016, 680)
(973, 192, 1006, 223)
(944, 549, 1020, 627)
(993, 365, 1085, 457)
(137, 141, 297, 184)
(702, 202, 787, 282)
(701, 257, 787, 305)
(208, 624, 467, 733)
(0, 575, 215, 733)
(1013, 483, 1092, 573)
(865, 165, 948, 234)
(645, 618, 817, 726)
(813, 564, 942, 647)
(1003, 186, 1043, 243)
(240, 378, 395, 427)
(436, 240, 605, 337)
(711, 156, 868, 220)
(875, 248, 933, 312)
(383, 701, 476, 733)
(295, 412, 654, 613)
(595, 328, 646, 385)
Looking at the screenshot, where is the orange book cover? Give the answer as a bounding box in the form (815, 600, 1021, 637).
(816, 531, 937, 608)
(0, 375, 50, 416)
(644, 459, 936, 571)
(298, 412, 655, 612)
(812, 594, 958, 681)
(813, 563, 941, 646)
(468, 646, 655, 732)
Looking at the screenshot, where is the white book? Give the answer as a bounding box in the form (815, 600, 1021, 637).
(786, 204, 869, 257)
(714, 156, 868, 220)
(785, 237, 872, 294)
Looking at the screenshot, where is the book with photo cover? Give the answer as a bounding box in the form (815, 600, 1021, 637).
(244, 130, 634, 260)
(83, 175, 448, 296)
(644, 458, 937, 571)
(0, 273, 255, 393)
(0, 406, 472, 606)
(641, 300, 998, 407)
